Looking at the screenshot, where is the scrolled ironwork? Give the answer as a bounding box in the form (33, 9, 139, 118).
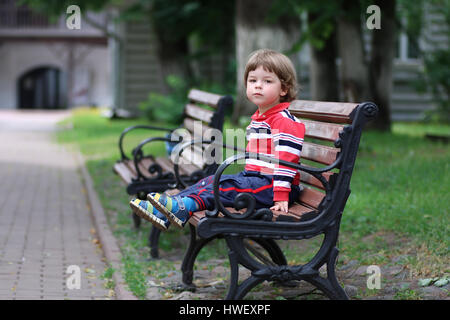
(118, 124, 176, 161)
(132, 136, 173, 180)
(362, 102, 378, 118)
(147, 163, 163, 178)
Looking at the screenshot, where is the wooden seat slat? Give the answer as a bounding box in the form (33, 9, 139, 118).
(298, 186, 325, 209)
(113, 162, 135, 185)
(188, 89, 222, 108)
(300, 171, 333, 190)
(289, 100, 357, 124)
(302, 142, 340, 166)
(183, 118, 212, 138)
(302, 119, 344, 142)
(178, 145, 207, 168)
(155, 156, 201, 176)
(123, 160, 138, 176)
(272, 203, 314, 221)
(184, 103, 214, 123)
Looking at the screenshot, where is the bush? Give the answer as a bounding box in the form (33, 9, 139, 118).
(138, 75, 188, 124)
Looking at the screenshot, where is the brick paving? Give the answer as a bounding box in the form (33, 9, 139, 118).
(0, 110, 114, 300)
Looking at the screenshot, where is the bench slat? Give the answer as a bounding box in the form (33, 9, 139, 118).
(184, 103, 214, 124)
(188, 89, 222, 108)
(300, 171, 333, 190)
(290, 100, 358, 124)
(302, 142, 339, 165)
(302, 119, 344, 142)
(113, 162, 135, 184)
(274, 203, 315, 221)
(183, 118, 212, 138)
(155, 156, 201, 175)
(298, 186, 325, 209)
(137, 157, 154, 177)
(178, 145, 207, 168)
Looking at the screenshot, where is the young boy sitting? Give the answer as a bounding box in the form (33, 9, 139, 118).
(130, 49, 305, 231)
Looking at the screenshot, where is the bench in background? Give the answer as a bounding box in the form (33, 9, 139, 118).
(113, 89, 233, 258)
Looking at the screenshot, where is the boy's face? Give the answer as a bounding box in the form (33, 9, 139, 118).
(246, 65, 287, 112)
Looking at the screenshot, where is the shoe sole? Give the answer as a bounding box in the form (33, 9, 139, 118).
(129, 201, 168, 231)
(147, 194, 184, 229)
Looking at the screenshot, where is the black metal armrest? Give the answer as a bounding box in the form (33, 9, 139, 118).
(118, 124, 178, 161)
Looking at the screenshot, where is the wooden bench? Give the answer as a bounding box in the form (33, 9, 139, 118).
(113, 89, 233, 258)
(177, 99, 378, 299)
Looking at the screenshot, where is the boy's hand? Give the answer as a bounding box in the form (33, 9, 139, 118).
(270, 201, 289, 213)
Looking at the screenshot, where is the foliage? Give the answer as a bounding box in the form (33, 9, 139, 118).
(267, 0, 341, 52)
(138, 75, 188, 124)
(20, 0, 113, 20)
(137, 73, 237, 123)
(149, 0, 234, 50)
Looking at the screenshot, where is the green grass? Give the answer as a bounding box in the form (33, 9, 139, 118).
(343, 125, 449, 248)
(56, 108, 450, 298)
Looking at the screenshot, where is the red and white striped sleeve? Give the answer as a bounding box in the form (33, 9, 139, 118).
(271, 112, 305, 202)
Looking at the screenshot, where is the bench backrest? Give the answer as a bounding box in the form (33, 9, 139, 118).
(177, 89, 233, 169)
(287, 100, 376, 218)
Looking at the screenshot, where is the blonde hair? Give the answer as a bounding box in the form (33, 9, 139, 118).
(244, 49, 298, 102)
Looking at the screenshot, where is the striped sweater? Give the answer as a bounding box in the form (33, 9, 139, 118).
(245, 102, 305, 202)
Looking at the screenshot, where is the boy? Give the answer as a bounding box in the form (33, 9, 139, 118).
(130, 49, 305, 231)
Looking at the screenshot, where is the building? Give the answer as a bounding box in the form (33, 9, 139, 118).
(0, 1, 111, 109)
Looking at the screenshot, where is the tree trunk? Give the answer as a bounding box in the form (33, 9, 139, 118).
(308, 13, 339, 101)
(233, 0, 300, 123)
(369, 0, 396, 131)
(337, 1, 371, 103)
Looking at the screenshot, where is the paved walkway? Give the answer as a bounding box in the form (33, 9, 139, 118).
(0, 110, 114, 300)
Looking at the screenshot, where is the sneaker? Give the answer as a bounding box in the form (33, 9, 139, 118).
(129, 198, 170, 231)
(147, 193, 191, 229)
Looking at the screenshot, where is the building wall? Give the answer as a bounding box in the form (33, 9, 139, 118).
(0, 41, 111, 109)
(120, 20, 164, 111)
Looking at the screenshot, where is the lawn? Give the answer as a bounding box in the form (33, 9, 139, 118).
(57, 107, 449, 299)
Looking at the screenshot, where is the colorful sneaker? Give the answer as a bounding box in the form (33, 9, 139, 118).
(129, 198, 170, 231)
(147, 193, 192, 229)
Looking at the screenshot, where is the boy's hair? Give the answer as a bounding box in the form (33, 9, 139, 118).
(244, 49, 298, 102)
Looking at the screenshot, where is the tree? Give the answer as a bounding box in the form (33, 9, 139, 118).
(139, 0, 235, 93)
(337, 0, 371, 104)
(369, 0, 397, 130)
(233, 0, 301, 123)
(268, 0, 398, 131)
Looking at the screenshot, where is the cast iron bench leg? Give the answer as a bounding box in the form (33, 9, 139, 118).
(181, 224, 218, 290)
(149, 226, 161, 259)
(305, 247, 349, 300)
(132, 212, 141, 229)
